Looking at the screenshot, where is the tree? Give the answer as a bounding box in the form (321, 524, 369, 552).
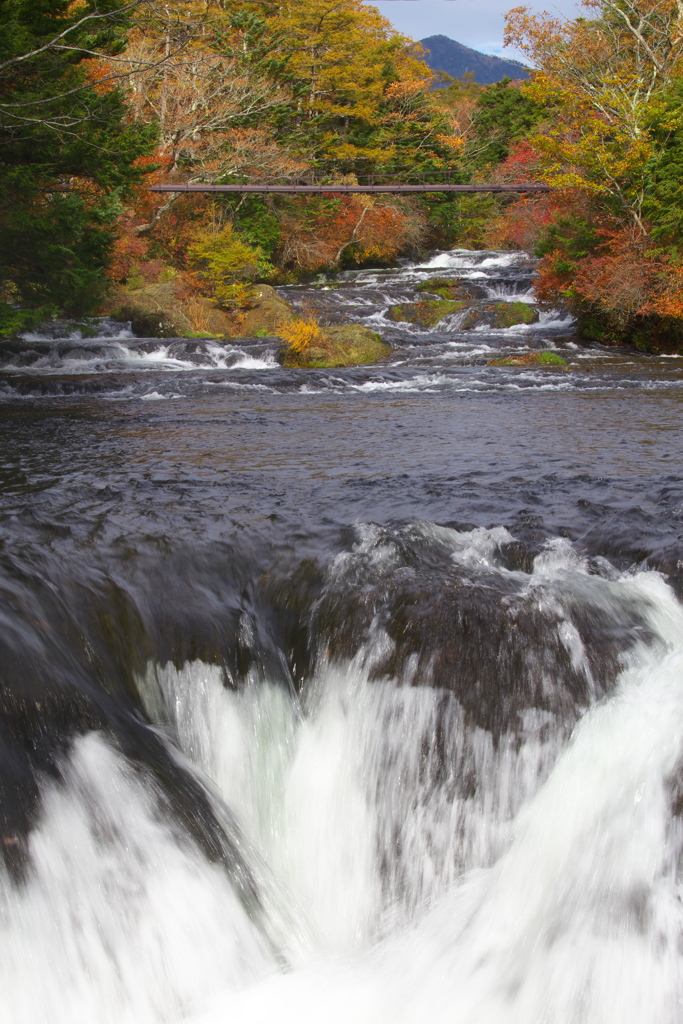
(505, 0, 683, 231)
(187, 222, 273, 306)
(467, 78, 546, 168)
(120, 2, 297, 182)
(0, 0, 156, 326)
(112, 0, 463, 277)
(276, 192, 425, 271)
(501, 0, 683, 348)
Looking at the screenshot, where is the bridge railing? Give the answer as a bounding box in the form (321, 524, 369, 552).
(148, 174, 550, 194)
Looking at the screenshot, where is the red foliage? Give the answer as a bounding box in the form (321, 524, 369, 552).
(278, 194, 424, 271)
(109, 146, 217, 282)
(491, 139, 542, 184)
(483, 142, 563, 251)
(571, 229, 683, 320)
(107, 232, 148, 282)
(485, 193, 560, 251)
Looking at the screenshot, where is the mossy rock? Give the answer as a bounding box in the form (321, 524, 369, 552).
(281, 324, 391, 368)
(388, 299, 465, 327)
(491, 301, 539, 328)
(239, 285, 295, 336)
(105, 281, 233, 338)
(104, 280, 298, 339)
(415, 277, 487, 301)
(443, 302, 538, 332)
(108, 283, 190, 338)
(489, 351, 566, 367)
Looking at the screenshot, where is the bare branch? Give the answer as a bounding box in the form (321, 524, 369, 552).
(0, 1, 149, 75)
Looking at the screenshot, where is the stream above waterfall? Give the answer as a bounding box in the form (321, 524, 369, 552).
(1, 248, 683, 1024)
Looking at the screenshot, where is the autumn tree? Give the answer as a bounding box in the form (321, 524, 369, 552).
(276, 192, 425, 271)
(502, 0, 683, 349)
(112, 0, 462, 282)
(121, 2, 298, 180)
(219, 0, 462, 264)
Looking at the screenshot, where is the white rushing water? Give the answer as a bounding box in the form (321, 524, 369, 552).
(2, 536, 683, 1023)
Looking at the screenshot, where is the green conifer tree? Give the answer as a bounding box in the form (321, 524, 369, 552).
(0, 0, 156, 330)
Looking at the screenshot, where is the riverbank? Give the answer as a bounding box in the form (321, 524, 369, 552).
(102, 279, 390, 368)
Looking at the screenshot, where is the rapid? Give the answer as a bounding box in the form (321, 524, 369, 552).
(1, 249, 683, 1024)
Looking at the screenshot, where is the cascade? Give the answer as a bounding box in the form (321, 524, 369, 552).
(1, 250, 682, 1023)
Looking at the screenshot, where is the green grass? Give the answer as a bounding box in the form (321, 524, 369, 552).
(489, 351, 567, 367)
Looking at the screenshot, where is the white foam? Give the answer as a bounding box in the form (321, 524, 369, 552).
(414, 251, 525, 272)
(4, 549, 683, 1024)
(0, 733, 275, 1024)
(347, 374, 447, 393)
(0, 340, 280, 376)
(389, 573, 683, 1024)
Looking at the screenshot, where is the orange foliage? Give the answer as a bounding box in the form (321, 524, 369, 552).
(278, 195, 425, 272)
(82, 55, 128, 95)
(484, 194, 559, 251)
(530, 220, 683, 324)
(571, 232, 683, 321)
(483, 142, 564, 250)
(107, 232, 149, 282)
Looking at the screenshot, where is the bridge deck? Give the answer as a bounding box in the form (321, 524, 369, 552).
(149, 183, 549, 194)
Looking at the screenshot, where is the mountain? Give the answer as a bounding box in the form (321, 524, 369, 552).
(419, 35, 530, 85)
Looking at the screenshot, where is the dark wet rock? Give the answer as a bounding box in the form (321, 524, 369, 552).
(579, 506, 682, 568)
(0, 549, 276, 910)
(578, 506, 683, 597)
(309, 524, 656, 738)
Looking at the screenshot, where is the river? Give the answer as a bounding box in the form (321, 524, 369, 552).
(1, 248, 683, 1023)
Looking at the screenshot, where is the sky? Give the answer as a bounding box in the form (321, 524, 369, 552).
(364, 0, 584, 60)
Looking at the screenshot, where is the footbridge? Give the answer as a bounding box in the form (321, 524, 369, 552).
(149, 181, 549, 195)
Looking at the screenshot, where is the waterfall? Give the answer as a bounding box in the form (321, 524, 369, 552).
(2, 541, 682, 1024)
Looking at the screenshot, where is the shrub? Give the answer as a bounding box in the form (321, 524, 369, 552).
(187, 225, 273, 307)
(278, 316, 325, 353)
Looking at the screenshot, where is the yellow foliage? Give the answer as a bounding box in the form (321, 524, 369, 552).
(278, 317, 326, 354)
(503, 0, 683, 231)
(187, 224, 272, 307)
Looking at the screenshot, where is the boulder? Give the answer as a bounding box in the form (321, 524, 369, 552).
(455, 301, 540, 331)
(491, 301, 539, 328)
(239, 285, 295, 336)
(415, 277, 488, 301)
(105, 281, 233, 338)
(105, 280, 390, 370)
(388, 299, 465, 327)
(281, 324, 391, 368)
